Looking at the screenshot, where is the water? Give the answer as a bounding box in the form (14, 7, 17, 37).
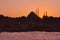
(0, 31, 60, 40)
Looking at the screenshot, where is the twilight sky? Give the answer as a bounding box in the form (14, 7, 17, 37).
(0, 0, 60, 17)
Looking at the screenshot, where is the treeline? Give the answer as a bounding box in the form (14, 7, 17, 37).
(0, 11, 60, 32)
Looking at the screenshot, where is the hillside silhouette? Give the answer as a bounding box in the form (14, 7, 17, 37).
(0, 11, 60, 32)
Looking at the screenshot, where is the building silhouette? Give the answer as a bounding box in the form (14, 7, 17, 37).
(0, 11, 60, 32)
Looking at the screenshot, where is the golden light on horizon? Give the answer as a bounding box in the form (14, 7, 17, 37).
(0, 0, 60, 18)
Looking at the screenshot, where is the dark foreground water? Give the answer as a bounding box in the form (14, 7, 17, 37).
(0, 31, 60, 40)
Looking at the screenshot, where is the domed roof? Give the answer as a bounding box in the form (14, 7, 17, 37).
(27, 11, 41, 22)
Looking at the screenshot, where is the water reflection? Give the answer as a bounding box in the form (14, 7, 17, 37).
(0, 32, 60, 40)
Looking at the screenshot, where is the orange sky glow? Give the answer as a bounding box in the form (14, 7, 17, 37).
(0, 0, 60, 18)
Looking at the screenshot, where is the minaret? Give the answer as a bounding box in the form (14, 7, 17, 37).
(46, 11, 47, 16)
(35, 8, 39, 16)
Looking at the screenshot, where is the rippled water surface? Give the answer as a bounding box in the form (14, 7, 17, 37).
(0, 32, 60, 40)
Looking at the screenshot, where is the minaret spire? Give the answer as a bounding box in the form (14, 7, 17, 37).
(46, 11, 47, 16)
(35, 8, 39, 16)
